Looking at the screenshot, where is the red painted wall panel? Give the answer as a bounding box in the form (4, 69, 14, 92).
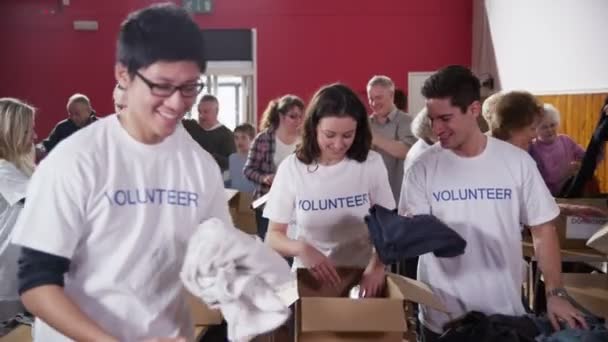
(0, 0, 472, 138)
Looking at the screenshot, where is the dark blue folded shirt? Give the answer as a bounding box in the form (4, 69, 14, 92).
(365, 204, 466, 264)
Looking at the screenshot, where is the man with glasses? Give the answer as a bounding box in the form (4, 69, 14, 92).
(183, 94, 236, 172)
(11, 3, 232, 341)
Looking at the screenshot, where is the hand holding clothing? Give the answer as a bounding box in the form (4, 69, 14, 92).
(547, 295, 589, 331)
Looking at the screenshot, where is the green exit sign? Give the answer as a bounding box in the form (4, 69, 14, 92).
(183, 0, 212, 14)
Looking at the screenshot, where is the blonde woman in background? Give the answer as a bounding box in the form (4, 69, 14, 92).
(0, 98, 36, 329)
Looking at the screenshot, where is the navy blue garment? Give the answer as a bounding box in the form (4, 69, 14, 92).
(364, 204, 466, 265)
(438, 296, 608, 342)
(532, 297, 608, 342)
(438, 311, 538, 342)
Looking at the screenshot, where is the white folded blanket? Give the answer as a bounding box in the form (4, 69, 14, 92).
(180, 218, 294, 342)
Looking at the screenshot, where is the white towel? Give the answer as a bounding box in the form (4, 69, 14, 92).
(180, 218, 294, 342)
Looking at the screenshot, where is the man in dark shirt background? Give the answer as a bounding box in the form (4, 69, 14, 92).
(183, 94, 235, 172)
(40, 93, 97, 154)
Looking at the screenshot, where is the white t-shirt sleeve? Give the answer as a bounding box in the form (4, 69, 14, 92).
(11, 156, 88, 259)
(263, 156, 296, 224)
(520, 156, 560, 226)
(369, 154, 396, 210)
(398, 159, 431, 216)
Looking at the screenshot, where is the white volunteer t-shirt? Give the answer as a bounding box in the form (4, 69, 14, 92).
(264, 151, 395, 268)
(273, 136, 297, 168)
(12, 115, 232, 342)
(0, 160, 28, 302)
(399, 137, 559, 333)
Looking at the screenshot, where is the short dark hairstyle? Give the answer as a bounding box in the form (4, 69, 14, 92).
(117, 3, 206, 75)
(234, 123, 256, 139)
(296, 83, 372, 165)
(421, 65, 480, 113)
(491, 91, 542, 141)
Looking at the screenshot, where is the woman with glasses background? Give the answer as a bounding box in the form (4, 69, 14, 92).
(244, 94, 305, 240)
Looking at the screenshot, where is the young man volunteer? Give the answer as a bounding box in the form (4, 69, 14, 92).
(12, 4, 232, 341)
(399, 65, 587, 341)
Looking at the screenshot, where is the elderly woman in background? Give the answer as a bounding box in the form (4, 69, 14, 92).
(487, 91, 607, 218)
(529, 104, 586, 196)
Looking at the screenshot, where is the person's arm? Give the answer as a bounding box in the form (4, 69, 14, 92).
(41, 122, 64, 153)
(243, 133, 272, 184)
(558, 203, 608, 218)
(372, 114, 416, 159)
(372, 133, 409, 159)
(21, 283, 184, 342)
(265, 221, 305, 257)
(17, 248, 117, 341)
(522, 155, 587, 330)
(265, 221, 340, 287)
(530, 223, 588, 330)
(359, 251, 385, 298)
(22, 286, 117, 341)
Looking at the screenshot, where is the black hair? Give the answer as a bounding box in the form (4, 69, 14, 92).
(117, 3, 206, 75)
(421, 65, 480, 113)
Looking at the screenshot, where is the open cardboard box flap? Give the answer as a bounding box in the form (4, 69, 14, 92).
(587, 224, 608, 255)
(386, 273, 446, 312)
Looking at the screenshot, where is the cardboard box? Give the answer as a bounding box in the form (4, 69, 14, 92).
(232, 192, 257, 235)
(294, 268, 445, 342)
(554, 198, 608, 249)
(225, 189, 257, 235)
(587, 224, 608, 254)
(562, 273, 608, 319)
(0, 325, 32, 342)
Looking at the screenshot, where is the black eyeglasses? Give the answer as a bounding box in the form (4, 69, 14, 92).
(135, 71, 205, 98)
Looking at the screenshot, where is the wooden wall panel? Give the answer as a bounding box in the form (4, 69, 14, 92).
(536, 93, 608, 193)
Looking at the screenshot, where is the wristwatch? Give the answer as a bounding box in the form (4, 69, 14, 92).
(546, 287, 569, 299)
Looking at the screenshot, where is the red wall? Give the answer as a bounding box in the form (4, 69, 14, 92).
(0, 0, 472, 139)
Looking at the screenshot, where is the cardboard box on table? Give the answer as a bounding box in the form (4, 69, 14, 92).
(225, 188, 257, 235)
(294, 268, 445, 342)
(562, 273, 608, 320)
(561, 226, 608, 320)
(552, 198, 608, 249)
